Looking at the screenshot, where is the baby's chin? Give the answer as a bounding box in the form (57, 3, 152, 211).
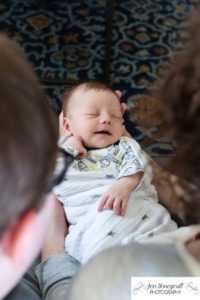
(85, 138, 120, 149)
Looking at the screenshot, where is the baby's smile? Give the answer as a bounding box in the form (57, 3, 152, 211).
(94, 130, 112, 135)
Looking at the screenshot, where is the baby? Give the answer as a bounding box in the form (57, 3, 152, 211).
(54, 80, 177, 264)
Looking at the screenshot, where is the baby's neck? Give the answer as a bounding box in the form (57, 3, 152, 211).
(85, 140, 120, 151)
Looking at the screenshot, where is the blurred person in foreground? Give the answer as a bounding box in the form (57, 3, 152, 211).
(0, 33, 72, 300)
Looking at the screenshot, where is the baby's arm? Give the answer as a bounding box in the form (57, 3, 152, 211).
(99, 137, 147, 216)
(98, 172, 143, 216)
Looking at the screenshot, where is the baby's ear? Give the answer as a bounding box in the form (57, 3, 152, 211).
(120, 103, 127, 115)
(63, 117, 72, 136)
(115, 90, 121, 99)
(115, 90, 126, 114)
(59, 111, 66, 138)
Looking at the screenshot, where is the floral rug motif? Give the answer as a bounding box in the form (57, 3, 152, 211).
(0, 0, 198, 156)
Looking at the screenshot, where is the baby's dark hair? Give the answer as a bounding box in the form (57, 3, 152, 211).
(62, 80, 116, 116)
(155, 9, 200, 224)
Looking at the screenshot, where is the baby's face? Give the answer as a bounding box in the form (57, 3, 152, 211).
(66, 88, 124, 148)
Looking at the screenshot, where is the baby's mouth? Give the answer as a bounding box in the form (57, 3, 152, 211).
(94, 130, 111, 135)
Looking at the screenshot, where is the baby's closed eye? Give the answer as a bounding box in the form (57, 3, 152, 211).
(84, 113, 98, 118)
(112, 113, 122, 120)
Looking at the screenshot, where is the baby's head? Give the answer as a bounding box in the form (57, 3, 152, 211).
(62, 80, 127, 148)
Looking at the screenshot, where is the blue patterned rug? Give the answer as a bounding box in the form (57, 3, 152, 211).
(0, 0, 198, 156)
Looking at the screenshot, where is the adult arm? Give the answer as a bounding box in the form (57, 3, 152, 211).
(34, 199, 80, 300)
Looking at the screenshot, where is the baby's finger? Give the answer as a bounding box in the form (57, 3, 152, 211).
(78, 147, 87, 158)
(82, 147, 87, 157)
(103, 197, 115, 210)
(120, 200, 128, 216)
(113, 198, 121, 215)
(98, 195, 108, 211)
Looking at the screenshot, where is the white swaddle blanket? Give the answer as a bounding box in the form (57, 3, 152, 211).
(54, 137, 177, 264)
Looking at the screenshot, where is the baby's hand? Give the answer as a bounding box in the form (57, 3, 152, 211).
(98, 180, 132, 216)
(64, 136, 87, 158)
(98, 173, 143, 216)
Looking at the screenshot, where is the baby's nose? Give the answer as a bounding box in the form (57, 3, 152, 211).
(99, 114, 111, 124)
